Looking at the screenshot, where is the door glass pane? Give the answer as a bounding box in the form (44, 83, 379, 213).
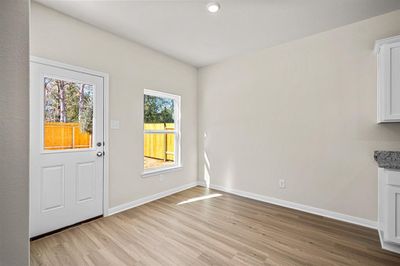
(144, 133, 175, 170)
(44, 77, 94, 150)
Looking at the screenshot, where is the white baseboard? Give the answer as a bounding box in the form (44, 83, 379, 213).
(107, 181, 198, 216)
(106, 180, 377, 230)
(198, 181, 377, 229)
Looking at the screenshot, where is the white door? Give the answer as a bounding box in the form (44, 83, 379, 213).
(30, 59, 104, 237)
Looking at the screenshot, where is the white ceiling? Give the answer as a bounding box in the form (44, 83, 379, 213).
(35, 0, 400, 67)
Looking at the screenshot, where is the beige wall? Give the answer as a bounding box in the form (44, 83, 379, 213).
(31, 3, 198, 208)
(198, 10, 400, 222)
(0, 0, 30, 265)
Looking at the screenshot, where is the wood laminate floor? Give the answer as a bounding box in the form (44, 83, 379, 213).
(31, 186, 400, 265)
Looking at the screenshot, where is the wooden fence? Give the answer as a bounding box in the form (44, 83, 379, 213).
(144, 123, 175, 161)
(44, 122, 174, 161)
(44, 122, 92, 150)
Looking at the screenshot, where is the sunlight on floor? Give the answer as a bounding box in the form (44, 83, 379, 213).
(177, 193, 222, 205)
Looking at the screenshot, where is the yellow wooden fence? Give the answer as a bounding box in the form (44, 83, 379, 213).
(144, 123, 175, 161)
(44, 122, 174, 161)
(44, 122, 92, 150)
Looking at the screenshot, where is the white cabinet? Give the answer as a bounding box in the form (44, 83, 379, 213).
(386, 185, 400, 243)
(375, 35, 400, 123)
(378, 168, 400, 253)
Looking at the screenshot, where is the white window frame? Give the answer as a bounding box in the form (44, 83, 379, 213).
(142, 89, 182, 177)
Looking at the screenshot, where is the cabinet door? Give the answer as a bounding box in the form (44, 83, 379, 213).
(378, 42, 400, 122)
(384, 178, 400, 244)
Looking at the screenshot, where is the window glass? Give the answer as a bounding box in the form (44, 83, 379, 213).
(143, 133, 175, 169)
(144, 95, 174, 130)
(44, 77, 94, 150)
(143, 91, 179, 171)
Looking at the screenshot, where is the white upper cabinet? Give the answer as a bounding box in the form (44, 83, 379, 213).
(375, 35, 400, 123)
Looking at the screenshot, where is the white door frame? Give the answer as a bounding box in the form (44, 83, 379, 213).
(30, 56, 110, 218)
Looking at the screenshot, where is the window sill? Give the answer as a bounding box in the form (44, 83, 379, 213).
(141, 165, 183, 178)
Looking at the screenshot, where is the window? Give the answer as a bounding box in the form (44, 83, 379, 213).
(143, 89, 181, 174)
(43, 77, 94, 151)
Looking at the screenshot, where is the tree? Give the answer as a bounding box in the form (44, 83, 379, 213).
(44, 78, 60, 122)
(160, 106, 173, 123)
(144, 95, 174, 124)
(78, 84, 85, 123)
(144, 95, 158, 123)
(79, 87, 93, 134)
(65, 83, 79, 122)
(44, 78, 93, 134)
(56, 80, 67, 123)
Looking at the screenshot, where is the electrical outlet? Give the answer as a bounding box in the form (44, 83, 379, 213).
(279, 179, 286, 189)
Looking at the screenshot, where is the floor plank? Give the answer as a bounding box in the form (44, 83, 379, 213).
(31, 186, 400, 265)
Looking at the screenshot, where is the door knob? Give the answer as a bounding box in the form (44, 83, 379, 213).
(97, 151, 104, 157)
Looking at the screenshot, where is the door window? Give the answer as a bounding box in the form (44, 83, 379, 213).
(43, 77, 94, 150)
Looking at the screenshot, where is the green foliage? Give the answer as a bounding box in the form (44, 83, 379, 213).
(65, 83, 79, 122)
(79, 88, 93, 134)
(144, 95, 174, 123)
(44, 78, 61, 122)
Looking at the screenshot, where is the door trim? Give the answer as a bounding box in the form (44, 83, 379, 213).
(30, 56, 110, 217)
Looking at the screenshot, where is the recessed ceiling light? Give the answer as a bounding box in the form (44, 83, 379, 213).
(207, 2, 220, 13)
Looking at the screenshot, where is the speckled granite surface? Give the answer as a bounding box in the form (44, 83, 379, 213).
(374, 151, 400, 169)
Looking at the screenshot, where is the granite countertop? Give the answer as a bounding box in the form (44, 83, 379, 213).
(374, 151, 400, 169)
